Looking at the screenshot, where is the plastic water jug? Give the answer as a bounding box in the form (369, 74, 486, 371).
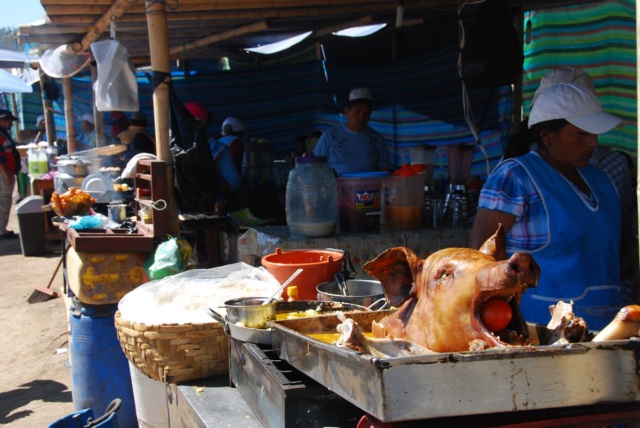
(285, 156, 337, 237)
(38, 148, 49, 175)
(28, 147, 41, 178)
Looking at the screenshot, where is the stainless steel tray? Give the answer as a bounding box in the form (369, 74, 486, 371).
(270, 311, 640, 423)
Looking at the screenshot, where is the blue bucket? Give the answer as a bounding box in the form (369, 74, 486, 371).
(69, 299, 136, 427)
(48, 399, 121, 428)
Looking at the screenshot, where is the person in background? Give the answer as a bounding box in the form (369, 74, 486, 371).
(0, 110, 21, 239)
(35, 114, 47, 143)
(293, 133, 307, 157)
(184, 102, 241, 197)
(218, 116, 246, 172)
(305, 130, 323, 155)
(76, 113, 96, 151)
(110, 111, 130, 140)
(117, 111, 156, 158)
(313, 87, 390, 175)
(468, 77, 625, 330)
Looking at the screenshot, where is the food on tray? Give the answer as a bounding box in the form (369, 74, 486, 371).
(593, 305, 640, 342)
(362, 224, 540, 353)
(544, 301, 587, 345)
(50, 188, 97, 217)
(114, 183, 131, 192)
(335, 312, 432, 358)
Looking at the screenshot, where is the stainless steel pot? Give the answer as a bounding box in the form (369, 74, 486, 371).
(317, 279, 387, 309)
(208, 300, 368, 344)
(108, 203, 127, 223)
(57, 158, 93, 177)
(222, 297, 277, 329)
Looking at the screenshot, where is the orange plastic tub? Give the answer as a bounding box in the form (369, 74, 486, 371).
(261, 248, 345, 300)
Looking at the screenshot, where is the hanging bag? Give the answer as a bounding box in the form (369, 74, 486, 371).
(168, 88, 219, 214)
(91, 40, 139, 111)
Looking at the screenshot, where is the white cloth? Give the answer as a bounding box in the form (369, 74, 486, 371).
(120, 153, 157, 179)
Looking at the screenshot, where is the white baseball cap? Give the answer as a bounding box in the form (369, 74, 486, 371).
(77, 112, 94, 125)
(348, 87, 373, 102)
(36, 114, 45, 125)
(531, 68, 595, 105)
(528, 82, 623, 135)
(221, 117, 245, 135)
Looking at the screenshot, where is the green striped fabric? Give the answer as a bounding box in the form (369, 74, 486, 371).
(523, 0, 636, 155)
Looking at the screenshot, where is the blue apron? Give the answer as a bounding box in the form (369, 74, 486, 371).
(513, 153, 622, 331)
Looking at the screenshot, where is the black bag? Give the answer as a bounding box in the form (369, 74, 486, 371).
(460, 0, 523, 88)
(169, 89, 219, 214)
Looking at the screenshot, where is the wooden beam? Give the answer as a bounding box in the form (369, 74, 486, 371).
(168, 20, 269, 55)
(145, 0, 180, 235)
(314, 16, 374, 37)
(69, 0, 139, 54)
(62, 77, 77, 153)
(48, 3, 406, 25)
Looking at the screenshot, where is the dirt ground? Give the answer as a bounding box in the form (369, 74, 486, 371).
(0, 198, 76, 427)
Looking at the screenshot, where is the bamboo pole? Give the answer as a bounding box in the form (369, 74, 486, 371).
(62, 77, 77, 153)
(90, 62, 107, 147)
(168, 20, 269, 55)
(145, 0, 180, 235)
(39, 73, 56, 146)
(69, 0, 138, 54)
(10, 93, 18, 140)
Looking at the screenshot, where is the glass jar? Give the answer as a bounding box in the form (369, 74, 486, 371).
(286, 156, 337, 237)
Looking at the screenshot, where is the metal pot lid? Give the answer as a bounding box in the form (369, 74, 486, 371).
(57, 158, 93, 166)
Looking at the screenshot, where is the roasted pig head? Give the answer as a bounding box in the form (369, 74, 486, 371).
(363, 225, 540, 353)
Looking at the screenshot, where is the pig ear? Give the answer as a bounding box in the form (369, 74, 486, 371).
(363, 247, 420, 308)
(479, 223, 508, 261)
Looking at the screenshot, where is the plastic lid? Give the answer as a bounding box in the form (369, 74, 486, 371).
(339, 171, 390, 178)
(392, 164, 428, 177)
(295, 156, 327, 164)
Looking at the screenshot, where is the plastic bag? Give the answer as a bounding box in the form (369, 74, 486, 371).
(91, 40, 139, 112)
(69, 213, 114, 230)
(147, 237, 193, 280)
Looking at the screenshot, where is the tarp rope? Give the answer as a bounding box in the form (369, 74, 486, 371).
(458, 0, 491, 177)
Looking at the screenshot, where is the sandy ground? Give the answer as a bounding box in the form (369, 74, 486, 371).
(0, 198, 75, 427)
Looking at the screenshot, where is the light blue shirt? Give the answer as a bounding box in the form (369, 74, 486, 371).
(313, 122, 390, 175)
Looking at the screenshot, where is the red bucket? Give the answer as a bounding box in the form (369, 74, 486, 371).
(261, 248, 345, 300)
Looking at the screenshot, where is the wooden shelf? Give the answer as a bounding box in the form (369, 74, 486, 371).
(134, 159, 169, 238)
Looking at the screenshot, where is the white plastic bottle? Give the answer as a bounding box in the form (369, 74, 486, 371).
(38, 148, 49, 175)
(28, 147, 41, 178)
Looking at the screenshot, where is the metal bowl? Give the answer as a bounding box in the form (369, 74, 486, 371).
(222, 297, 276, 329)
(317, 279, 386, 308)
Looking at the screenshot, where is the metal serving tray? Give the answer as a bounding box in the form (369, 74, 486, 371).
(270, 310, 640, 423)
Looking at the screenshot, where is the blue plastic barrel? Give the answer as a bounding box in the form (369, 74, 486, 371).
(69, 298, 137, 427)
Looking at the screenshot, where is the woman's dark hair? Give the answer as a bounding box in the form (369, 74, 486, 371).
(503, 118, 570, 159)
(503, 118, 531, 159)
(528, 118, 569, 142)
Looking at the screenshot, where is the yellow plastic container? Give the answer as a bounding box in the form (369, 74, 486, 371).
(66, 247, 148, 305)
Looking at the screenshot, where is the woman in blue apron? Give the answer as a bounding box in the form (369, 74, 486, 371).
(469, 76, 625, 331)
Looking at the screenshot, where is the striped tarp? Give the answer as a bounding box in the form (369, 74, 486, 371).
(522, 0, 636, 155)
(60, 45, 512, 179)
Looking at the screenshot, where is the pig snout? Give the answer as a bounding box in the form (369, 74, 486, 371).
(506, 252, 540, 288)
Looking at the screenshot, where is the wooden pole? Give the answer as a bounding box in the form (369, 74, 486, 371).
(168, 20, 270, 56)
(69, 0, 138, 54)
(39, 73, 56, 145)
(10, 93, 18, 140)
(90, 62, 107, 147)
(62, 77, 77, 153)
(145, 0, 180, 235)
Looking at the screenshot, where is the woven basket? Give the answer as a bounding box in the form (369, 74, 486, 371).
(114, 311, 229, 383)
